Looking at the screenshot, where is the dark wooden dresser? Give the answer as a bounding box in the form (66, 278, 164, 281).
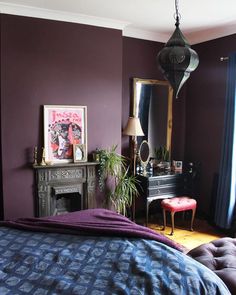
(136, 172, 188, 225)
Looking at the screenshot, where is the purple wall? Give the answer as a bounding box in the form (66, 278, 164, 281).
(2, 13, 233, 221)
(185, 34, 236, 216)
(0, 14, 123, 219)
(122, 37, 186, 160)
(122, 37, 163, 156)
(122, 34, 236, 218)
(122, 37, 186, 213)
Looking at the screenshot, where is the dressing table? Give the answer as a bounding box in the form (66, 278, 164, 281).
(136, 171, 187, 226)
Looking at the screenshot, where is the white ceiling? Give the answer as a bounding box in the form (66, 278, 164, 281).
(0, 0, 236, 44)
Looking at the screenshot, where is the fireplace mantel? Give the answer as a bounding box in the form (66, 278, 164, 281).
(33, 162, 98, 217)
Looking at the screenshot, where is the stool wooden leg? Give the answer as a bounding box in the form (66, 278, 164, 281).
(190, 207, 196, 231)
(162, 209, 166, 231)
(170, 211, 175, 235)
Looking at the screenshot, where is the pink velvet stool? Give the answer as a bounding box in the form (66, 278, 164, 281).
(161, 196, 197, 235)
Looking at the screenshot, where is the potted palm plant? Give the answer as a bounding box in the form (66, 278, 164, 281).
(97, 145, 138, 216)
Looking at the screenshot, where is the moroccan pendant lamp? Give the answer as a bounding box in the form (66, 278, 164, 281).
(157, 0, 199, 98)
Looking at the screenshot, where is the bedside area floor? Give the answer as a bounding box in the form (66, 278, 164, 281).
(136, 214, 225, 251)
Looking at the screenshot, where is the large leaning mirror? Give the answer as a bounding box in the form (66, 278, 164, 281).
(132, 78, 173, 158)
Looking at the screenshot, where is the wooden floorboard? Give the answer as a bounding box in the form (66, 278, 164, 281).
(136, 214, 224, 251)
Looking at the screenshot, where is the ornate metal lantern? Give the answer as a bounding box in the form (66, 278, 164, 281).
(157, 0, 199, 98)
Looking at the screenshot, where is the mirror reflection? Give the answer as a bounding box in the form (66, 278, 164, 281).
(132, 78, 173, 158)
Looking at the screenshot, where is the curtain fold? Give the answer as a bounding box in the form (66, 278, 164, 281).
(214, 52, 236, 229)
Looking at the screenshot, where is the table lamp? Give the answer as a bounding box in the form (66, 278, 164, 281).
(123, 116, 144, 175)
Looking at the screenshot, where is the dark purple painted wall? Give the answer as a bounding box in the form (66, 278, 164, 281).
(185, 34, 236, 216)
(122, 37, 163, 156)
(122, 37, 186, 160)
(1, 14, 122, 219)
(122, 34, 236, 218)
(2, 13, 233, 221)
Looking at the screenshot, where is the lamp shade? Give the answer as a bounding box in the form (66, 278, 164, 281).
(123, 117, 144, 136)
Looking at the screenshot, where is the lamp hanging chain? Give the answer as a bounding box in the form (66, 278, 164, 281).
(174, 0, 181, 26)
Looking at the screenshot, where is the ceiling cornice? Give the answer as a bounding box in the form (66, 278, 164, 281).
(124, 23, 236, 45)
(186, 21, 236, 45)
(123, 27, 167, 44)
(0, 2, 130, 30)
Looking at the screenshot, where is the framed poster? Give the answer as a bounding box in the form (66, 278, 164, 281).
(44, 105, 87, 164)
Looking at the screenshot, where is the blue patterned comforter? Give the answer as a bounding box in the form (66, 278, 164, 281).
(0, 226, 230, 295)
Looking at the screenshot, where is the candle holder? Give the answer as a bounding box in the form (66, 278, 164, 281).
(40, 147, 47, 166)
(33, 146, 38, 165)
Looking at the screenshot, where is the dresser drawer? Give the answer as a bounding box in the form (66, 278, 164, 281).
(136, 173, 187, 200)
(148, 175, 183, 187)
(148, 184, 183, 197)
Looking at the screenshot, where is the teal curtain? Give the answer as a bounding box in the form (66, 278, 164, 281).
(214, 52, 236, 229)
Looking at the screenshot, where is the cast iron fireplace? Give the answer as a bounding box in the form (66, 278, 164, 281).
(33, 163, 97, 217)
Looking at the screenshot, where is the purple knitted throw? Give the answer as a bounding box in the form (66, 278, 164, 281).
(1, 209, 183, 251)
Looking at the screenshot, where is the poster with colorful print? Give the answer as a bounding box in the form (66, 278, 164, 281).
(44, 105, 87, 163)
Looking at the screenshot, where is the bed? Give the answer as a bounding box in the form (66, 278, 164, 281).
(0, 209, 230, 294)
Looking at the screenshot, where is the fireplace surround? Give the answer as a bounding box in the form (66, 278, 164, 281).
(33, 162, 97, 217)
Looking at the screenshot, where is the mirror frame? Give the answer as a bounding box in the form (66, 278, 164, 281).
(132, 78, 173, 153)
(139, 140, 150, 166)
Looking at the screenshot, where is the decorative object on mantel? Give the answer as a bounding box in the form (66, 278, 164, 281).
(40, 147, 47, 166)
(123, 116, 144, 175)
(92, 148, 100, 162)
(157, 0, 199, 98)
(73, 143, 87, 162)
(44, 105, 87, 164)
(97, 145, 139, 216)
(33, 146, 38, 165)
